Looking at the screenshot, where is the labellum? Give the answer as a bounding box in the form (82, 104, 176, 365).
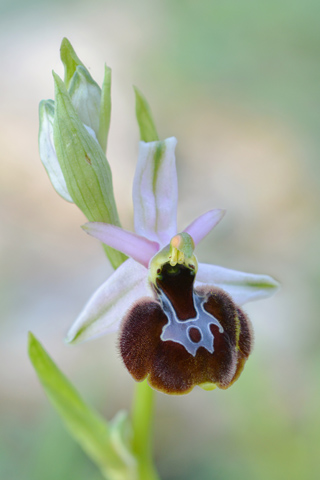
(120, 233, 253, 395)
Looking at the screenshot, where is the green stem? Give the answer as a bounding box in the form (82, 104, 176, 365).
(131, 380, 160, 480)
(101, 229, 158, 478)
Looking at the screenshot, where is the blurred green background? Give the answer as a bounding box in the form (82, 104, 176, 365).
(1, 0, 319, 479)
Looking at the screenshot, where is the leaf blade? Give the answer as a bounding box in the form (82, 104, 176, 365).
(28, 333, 137, 480)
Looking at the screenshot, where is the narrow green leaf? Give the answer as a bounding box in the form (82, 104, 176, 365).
(60, 38, 85, 89)
(53, 71, 127, 269)
(98, 65, 112, 152)
(28, 333, 137, 480)
(134, 87, 159, 142)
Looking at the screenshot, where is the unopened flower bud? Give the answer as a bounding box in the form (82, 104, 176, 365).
(38, 38, 125, 268)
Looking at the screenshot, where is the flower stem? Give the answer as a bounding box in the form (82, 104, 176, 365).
(131, 380, 160, 480)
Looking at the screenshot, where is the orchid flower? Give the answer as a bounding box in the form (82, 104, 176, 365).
(66, 137, 279, 395)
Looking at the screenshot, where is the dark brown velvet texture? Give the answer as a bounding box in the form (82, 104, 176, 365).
(119, 264, 253, 395)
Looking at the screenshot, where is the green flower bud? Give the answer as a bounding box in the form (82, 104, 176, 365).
(60, 38, 111, 152)
(39, 39, 125, 268)
(53, 72, 126, 268)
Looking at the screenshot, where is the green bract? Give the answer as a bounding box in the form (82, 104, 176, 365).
(134, 86, 159, 142)
(98, 64, 112, 152)
(60, 37, 85, 89)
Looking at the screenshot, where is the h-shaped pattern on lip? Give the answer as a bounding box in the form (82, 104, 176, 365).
(159, 290, 224, 356)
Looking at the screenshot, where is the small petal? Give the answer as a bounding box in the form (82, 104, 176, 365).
(38, 100, 73, 202)
(133, 137, 178, 245)
(82, 223, 160, 267)
(66, 259, 153, 344)
(196, 263, 280, 306)
(183, 209, 226, 246)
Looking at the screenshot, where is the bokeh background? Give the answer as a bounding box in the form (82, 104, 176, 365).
(1, 0, 319, 479)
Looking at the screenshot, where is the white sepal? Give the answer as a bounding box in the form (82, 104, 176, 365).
(66, 259, 153, 344)
(196, 263, 280, 306)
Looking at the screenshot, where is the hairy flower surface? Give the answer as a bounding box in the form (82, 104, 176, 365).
(66, 137, 279, 394)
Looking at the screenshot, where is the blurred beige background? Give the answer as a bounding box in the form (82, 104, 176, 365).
(1, 1, 319, 479)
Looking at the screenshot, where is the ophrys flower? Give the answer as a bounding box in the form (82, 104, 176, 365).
(66, 137, 279, 394)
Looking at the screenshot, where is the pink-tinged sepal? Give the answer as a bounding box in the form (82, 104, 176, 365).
(183, 209, 226, 246)
(82, 223, 160, 267)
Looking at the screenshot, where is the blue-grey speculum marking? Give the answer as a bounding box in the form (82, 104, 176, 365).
(159, 290, 224, 356)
